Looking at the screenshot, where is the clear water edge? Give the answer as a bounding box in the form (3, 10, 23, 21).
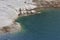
(1, 9, 60, 40)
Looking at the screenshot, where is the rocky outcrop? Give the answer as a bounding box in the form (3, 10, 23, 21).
(33, 0, 60, 8)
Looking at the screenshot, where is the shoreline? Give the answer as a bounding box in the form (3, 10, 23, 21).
(0, 0, 58, 35)
(0, 22, 22, 35)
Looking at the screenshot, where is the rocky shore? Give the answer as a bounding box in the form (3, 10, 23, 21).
(18, 0, 60, 17)
(0, 0, 37, 34)
(0, 0, 59, 35)
(32, 0, 60, 10)
(33, 0, 60, 7)
(0, 22, 21, 34)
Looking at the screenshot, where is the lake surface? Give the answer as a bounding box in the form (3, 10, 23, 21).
(1, 9, 60, 40)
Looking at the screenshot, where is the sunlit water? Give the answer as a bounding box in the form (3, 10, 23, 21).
(1, 9, 60, 40)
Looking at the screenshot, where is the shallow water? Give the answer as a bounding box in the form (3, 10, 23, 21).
(1, 9, 60, 40)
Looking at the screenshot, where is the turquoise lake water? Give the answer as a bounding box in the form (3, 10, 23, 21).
(1, 9, 60, 40)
